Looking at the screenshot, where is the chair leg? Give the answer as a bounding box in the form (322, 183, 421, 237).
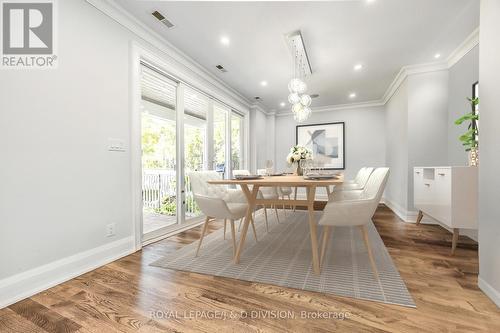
(263, 206, 269, 232)
(230, 219, 237, 257)
(223, 218, 227, 240)
(274, 205, 280, 223)
(250, 216, 258, 242)
(195, 216, 211, 257)
(238, 218, 242, 232)
(360, 225, 379, 279)
(320, 226, 332, 267)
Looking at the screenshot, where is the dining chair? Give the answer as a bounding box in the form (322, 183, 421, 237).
(318, 168, 390, 279)
(233, 169, 270, 232)
(256, 169, 281, 224)
(332, 167, 374, 192)
(188, 171, 258, 257)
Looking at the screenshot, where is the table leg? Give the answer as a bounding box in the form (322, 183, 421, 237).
(234, 184, 259, 264)
(307, 186, 320, 274)
(293, 187, 298, 211)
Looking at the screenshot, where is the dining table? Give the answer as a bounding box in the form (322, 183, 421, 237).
(208, 174, 344, 274)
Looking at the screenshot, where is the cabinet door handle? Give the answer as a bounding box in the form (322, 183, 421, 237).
(424, 183, 431, 186)
(415, 171, 420, 174)
(438, 173, 445, 176)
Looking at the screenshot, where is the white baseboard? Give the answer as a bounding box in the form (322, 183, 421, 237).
(0, 237, 135, 309)
(382, 197, 437, 224)
(478, 276, 500, 308)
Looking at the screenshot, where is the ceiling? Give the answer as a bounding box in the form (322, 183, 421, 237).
(118, 0, 479, 112)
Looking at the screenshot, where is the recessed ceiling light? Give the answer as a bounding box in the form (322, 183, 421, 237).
(349, 93, 357, 99)
(260, 81, 268, 87)
(354, 64, 363, 71)
(434, 53, 441, 59)
(280, 102, 286, 107)
(220, 36, 230, 46)
(366, 0, 376, 3)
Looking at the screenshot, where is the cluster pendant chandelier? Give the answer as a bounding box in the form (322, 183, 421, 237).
(286, 31, 312, 123)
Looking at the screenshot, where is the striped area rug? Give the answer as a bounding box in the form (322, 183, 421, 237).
(151, 210, 415, 307)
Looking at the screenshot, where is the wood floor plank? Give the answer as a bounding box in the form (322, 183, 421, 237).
(2, 205, 500, 332)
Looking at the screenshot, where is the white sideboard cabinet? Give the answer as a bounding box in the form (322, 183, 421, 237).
(413, 166, 478, 254)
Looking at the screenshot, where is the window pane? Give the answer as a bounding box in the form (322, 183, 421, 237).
(140, 64, 177, 234)
(184, 87, 208, 219)
(231, 113, 244, 171)
(213, 104, 228, 173)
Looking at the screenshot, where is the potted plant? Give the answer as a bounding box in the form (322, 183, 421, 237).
(287, 145, 312, 175)
(454, 97, 479, 166)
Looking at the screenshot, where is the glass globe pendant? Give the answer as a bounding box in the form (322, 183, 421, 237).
(288, 92, 300, 104)
(288, 78, 307, 93)
(300, 94, 312, 107)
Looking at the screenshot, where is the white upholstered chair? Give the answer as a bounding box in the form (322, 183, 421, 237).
(256, 169, 281, 223)
(188, 171, 258, 257)
(332, 167, 374, 192)
(318, 168, 390, 277)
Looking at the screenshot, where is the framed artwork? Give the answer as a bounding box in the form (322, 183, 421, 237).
(296, 122, 345, 170)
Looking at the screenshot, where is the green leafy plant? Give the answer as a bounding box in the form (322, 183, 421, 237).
(454, 97, 479, 152)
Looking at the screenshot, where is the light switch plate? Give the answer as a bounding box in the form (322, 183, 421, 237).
(108, 138, 126, 152)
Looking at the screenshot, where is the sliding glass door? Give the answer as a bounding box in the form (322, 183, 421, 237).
(231, 112, 244, 172)
(140, 64, 178, 239)
(139, 61, 247, 241)
(183, 87, 209, 220)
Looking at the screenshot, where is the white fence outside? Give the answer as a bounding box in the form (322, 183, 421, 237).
(142, 169, 199, 217)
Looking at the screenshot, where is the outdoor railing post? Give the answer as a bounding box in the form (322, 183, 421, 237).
(158, 173, 161, 210)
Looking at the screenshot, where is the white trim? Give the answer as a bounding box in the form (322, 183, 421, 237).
(275, 100, 384, 116)
(381, 62, 449, 104)
(0, 237, 135, 309)
(142, 219, 205, 247)
(382, 198, 436, 224)
(478, 276, 500, 308)
(85, 0, 252, 114)
(447, 28, 480, 68)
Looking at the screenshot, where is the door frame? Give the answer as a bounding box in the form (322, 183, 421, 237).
(130, 42, 250, 250)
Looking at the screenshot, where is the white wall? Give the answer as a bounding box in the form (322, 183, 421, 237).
(448, 45, 480, 166)
(249, 107, 269, 173)
(384, 81, 409, 213)
(0, 0, 251, 307)
(0, 0, 134, 280)
(407, 70, 450, 210)
(384, 70, 450, 216)
(274, 106, 387, 178)
(478, 0, 500, 308)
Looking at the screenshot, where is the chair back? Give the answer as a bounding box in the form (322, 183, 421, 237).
(361, 168, 390, 204)
(233, 169, 251, 176)
(357, 167, 374, 187)
(187, 171, 226, 198)
(256, 169, 267, 176)
(353, 167, 366, 184)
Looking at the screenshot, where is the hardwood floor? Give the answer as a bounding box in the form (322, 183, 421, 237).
(1, 205, 499, 333)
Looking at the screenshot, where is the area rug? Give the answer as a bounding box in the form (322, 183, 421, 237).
(151, 210, 415, 307)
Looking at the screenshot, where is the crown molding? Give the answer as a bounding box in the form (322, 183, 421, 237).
(447, 27, 479, 68)
(275, 100, 384, 117)
(381, 61, 449, 104)
(85, 0, 251, 111)
(250, 102, 272, 116)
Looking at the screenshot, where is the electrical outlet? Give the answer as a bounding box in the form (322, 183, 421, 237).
(106, 223, 116, 237)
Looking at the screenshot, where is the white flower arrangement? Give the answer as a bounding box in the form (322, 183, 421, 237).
(286, 145, 312, 164)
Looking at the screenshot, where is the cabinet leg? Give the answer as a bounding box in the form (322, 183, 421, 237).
(416, 210, 423, 225)
(451, 228, 459, 255)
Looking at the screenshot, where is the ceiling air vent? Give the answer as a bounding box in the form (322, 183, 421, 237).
(215, 64, 228, 73)
(152, 11, 175, 29)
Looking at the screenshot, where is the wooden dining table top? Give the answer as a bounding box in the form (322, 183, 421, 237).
(208, 174, 344, 187)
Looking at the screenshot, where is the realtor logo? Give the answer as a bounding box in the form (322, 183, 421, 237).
(1, 0, 57, 68)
